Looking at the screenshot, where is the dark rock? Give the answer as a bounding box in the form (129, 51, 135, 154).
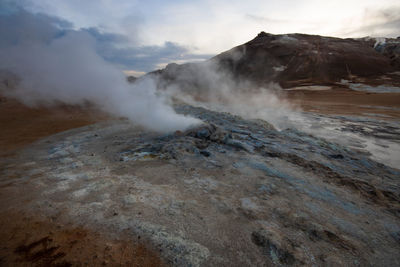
(390, 232, 400, 244)
(329, 154, 344, 159)
(225, 139, 254, 152)
(200, 150, 211, 157)
(197, 129, 211, 139)
(195, 140, 209, 149)
(252, 230, 296, 265)
(184, 124, 217, 140)
(209, 128, 230, 143)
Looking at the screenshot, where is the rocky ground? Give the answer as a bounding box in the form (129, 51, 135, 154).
(1, 100, 399, 266)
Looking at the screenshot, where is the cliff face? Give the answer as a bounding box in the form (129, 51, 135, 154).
(152, 32, 400, 89)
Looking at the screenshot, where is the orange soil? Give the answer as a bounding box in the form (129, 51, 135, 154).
(0, 97, 107, 156)
(0, 212, 165, 266)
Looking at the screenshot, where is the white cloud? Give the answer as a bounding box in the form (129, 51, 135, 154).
(12, 0, 400, 55)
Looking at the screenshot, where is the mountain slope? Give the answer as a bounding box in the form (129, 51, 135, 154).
(151, 32, 400, 89)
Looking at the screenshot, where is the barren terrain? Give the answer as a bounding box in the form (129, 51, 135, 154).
(1, 85, 400, 266)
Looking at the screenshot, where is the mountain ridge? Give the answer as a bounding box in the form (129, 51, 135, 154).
(149, 32, 400, 89)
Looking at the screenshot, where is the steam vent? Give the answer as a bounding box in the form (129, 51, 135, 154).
(1, 1, 400, 266)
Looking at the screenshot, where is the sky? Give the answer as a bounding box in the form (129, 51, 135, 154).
(1, 0, 400, 75)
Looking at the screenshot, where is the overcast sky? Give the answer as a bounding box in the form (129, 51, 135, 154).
(2, 0, 400, 75)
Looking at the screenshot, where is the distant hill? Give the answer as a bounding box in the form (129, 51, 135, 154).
(149, 32, 400, 89)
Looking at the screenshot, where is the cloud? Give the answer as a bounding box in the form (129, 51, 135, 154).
(84, 27, 213, 72)
(245, 14, 290, 24)
(1, 1, 213, 74)
(98, 40, 213, 72)
(6, 0, 400, 58)
(0, 4, 201, 132)
(348, 6, 400, 37)
(0, 6, 72, 47)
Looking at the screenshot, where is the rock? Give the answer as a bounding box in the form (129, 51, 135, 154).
(329, 154, 344, 159)
(225, 139, 254, 153)
(209, 128, 230, 143)
(184, 124, 216, 140)
(199, 150, 211, 157)
(251, 230, 296, 265)
(240, 197, 260, 212)
(257, 184, 275, 199)
(196, 128, 211, 139)
(194, 140, 209, 149)
(391, 232, 400, 244)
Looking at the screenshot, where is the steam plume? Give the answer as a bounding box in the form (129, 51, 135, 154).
(0, 7, 200, 132)
(158, 60, 300, 130)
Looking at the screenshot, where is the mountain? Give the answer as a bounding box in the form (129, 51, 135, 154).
(150, 32, 400, 89)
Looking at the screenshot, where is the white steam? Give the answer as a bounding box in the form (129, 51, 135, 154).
(0, 11, 200, 133)
(159, 61, 301, 130)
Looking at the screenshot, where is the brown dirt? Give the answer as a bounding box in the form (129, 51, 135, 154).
(0, 97, 108, 156)
(285, 87, 400, 119)
(0, 212, 165, 267)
